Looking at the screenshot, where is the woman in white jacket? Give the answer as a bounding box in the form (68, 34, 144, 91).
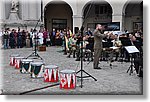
(37, 30, 43, 45)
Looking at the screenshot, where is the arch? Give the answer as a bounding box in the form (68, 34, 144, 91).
(82, 0, 113, 17)
(43, 0, 75, 14)
(81, 0, 113, 31)
(44, 0, 73, 32)
(122, 0, 143, 15)
(123, 0, 143, 32)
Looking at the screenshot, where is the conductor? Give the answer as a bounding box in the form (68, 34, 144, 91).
(93, 24, 108, 69)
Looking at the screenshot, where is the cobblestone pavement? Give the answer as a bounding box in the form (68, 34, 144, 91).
(0, 46, 143, 95)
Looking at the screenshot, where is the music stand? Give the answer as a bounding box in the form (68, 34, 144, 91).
(26, 31, 43, 60)
(125, 46, 139, 75)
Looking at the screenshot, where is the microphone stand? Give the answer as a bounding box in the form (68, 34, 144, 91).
(26, 9, 43, 60)
(26, 30, 43, 60)
(76, 26, 97, 88)
(76, 2, 97, 88)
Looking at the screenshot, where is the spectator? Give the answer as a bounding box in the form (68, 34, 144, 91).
(55, 30, 61, 46)
(37, 30, 43, 45)
(86, 28, 93, 36)
(29, 28, 33, 48)
(51, 29, 56, 46)
(17, 29, 22, 48)
(9, 29, 15, 48)
(22, 30, 26, 47)
(26, 31, 30, 48)
(3, 30, 9, 49)
(43, 28, 48, 46)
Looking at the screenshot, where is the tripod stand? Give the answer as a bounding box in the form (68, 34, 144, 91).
(76, 26, 97, 88)
(126, 54, 134, 75)
(26, 33, 43, 60)
(125, 46, 139, 75)
(26, 11, 43, 60)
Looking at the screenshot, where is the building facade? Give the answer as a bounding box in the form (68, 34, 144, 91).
(0, 0, 143, 33)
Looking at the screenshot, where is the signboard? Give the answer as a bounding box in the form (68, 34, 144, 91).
(101, 22, 120, 31)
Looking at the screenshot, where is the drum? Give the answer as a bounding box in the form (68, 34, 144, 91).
(44, 65, 59, 82)
(30, 62, 44, 78)
(20, 59, 33, 73)
(60, 69, 76, 89)
(10, 54, 20, 66)
(14, 57, 24, 69)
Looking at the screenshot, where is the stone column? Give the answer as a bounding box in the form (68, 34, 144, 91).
(110, 0, 127, 32)
(112, 14, 125, 32)
(0, 1, 2, 29)
(72, 15, 83, 33)
(0, 0, 5, 29)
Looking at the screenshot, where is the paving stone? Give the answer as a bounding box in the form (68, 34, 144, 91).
(0, 47, 142, 95)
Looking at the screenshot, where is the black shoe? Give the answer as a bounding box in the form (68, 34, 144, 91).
(67, 56, 70, 58)
(94, 67, 102, 69)
(63, 53, 67, 55)
(111, 60, 114, 62)
(124, 59, 130, 62)
(75, 59, 80, 61)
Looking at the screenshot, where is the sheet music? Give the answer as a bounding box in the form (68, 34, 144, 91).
(125, 46, 139, 53)
(112, 31, 122, 35)
(110, 46, 119, 50)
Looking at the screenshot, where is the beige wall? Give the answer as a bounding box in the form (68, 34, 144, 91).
(124, 1, 143, 32)
(2, 0, 143, 33)
(124, 16, 142, 32)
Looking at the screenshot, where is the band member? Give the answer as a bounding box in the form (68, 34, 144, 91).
(86, 35, 94, 61)
(111, 34, 122, 61)
(63, 29, 67, 55)
(119, 33, 132, 62)
(93, 24, 108, 69)
(67, 34, 77, 58)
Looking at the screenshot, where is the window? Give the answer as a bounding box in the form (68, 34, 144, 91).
(95, 5, 99, 14)
(95, 5, 112, 15)
(52, 19, 67, 30)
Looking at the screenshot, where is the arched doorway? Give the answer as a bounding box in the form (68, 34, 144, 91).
(123, 1, 143, 32)
(82, 0, 113, 31)
(44, 1, 73, 32)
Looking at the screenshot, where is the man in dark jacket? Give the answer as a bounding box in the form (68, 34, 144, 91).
(9, 29, 15, 48)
